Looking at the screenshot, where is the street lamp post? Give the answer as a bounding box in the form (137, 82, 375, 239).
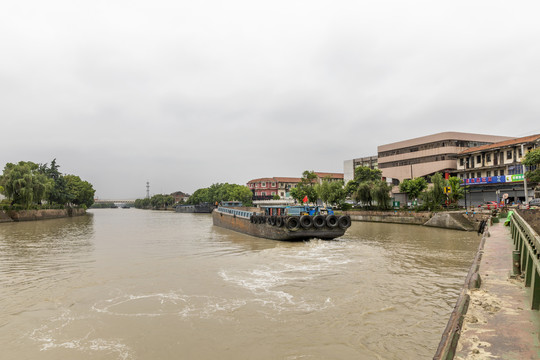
(521, 144, 529, 205)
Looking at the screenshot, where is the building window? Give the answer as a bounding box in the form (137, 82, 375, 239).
(487, 171, 491, 177)
(272, 192, 276, 195)
(477, 172, 481, 178)
(494, 170, 498, 176)
(507, 150, 512, 160)
(460, 174, 464, 179)
(476, 155, 481, 163)
(261, 192, 266, 196)
(271, 182, 276, 187)
(518, 148, 522, 157)
(486, 154, 491, 162)
(261, 182, 266, 187)
(500, 170, 504, 176)
(460, 158, 464, 166)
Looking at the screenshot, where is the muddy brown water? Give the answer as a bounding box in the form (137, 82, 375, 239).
(0, 209, 480, 359)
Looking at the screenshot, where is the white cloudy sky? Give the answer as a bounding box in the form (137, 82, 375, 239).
(1, 0, 540, 199)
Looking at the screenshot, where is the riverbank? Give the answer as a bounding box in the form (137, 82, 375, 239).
(0, 208, 86, 222)
(343, 210, 486, 231)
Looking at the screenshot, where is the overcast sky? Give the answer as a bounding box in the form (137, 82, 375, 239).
(2, 1, 540, 199)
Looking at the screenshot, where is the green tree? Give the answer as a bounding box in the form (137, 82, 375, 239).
(345, 166, 383, 197)
(372, 180, 392, 210)
(0, 161, 53, 208)
(64, 175, 95, 208)
(187, 183, 253, 206)
(187, 188, 210, 205)
(420, 173, 446, 211)
(447, 176, 464, 205)
(354, 181, 374, 206)
(316, 180, 347, 206)
(38, 159, 70, 205)
(149, 194, 175, 209)
(288, 170, 319, 204)
(301, 170, 318, 185)
(523, 148, 540, 183)
(399, 177, 428, 204)
(290, 184, 317, 204)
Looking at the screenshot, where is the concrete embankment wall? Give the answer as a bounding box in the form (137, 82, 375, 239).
(345, 210, 429, 225)
(433, 220, 488, 359)
(0, 208, 86, 222)
(343, 210, 483, 231)
(0, 211, 12, 223)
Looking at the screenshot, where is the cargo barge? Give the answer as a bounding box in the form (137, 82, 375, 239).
(175, 203, 214, 213)
(212, 204, 351, 241)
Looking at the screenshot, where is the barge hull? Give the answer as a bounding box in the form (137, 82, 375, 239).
(212, 210, 345, 241)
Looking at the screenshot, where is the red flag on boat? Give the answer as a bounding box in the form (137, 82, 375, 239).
(303, 195, 308, 203)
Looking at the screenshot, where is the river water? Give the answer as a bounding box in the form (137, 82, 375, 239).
(0, 209, 480, 360)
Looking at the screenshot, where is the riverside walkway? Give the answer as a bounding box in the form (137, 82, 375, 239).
(455, 221, 540, 359)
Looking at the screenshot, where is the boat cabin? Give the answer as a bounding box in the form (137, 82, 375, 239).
(221, 201, 243, 207)
(264, 205, 334, 217)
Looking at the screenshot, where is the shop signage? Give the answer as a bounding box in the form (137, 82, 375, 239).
(462, 174, 524, 186)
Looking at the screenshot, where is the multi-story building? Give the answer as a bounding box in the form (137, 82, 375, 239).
(247, 172, 344, 199)
(247, 177, 299, 199)
(377, 132, 513, 184)
(343, 156, 378, 184)
(313, 172, 344, 184)
(456, 134, 540, 205)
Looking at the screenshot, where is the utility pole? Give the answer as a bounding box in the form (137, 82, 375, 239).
(521, 144, 529, 205)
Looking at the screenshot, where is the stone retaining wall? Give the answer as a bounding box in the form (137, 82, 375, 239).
(0, 208, 86, 222)
(0, 210, 13, 223)
(343, 210, 483, 231)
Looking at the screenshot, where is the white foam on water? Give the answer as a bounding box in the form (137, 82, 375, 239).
(28, 310, 134, 360)
(92, 291, 246, 319)
(218, 240, 357, 312)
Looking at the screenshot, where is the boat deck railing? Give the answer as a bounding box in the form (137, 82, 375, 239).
(217, 207, 253, 220)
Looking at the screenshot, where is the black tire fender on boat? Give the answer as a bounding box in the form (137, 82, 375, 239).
(270, 216, 276, 226)
(275, 216, 284, 227)
(326, 215, 338, 228)
(313, 215, 325, 228)
(300, 215, 313, 229)
(338, 215, 351, 229)
(250, 215, 255, 223)
(286, 216, 301, 231)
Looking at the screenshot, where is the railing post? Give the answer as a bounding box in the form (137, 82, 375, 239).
(532, 268, 540, 310)
(513, 250, 521, 275)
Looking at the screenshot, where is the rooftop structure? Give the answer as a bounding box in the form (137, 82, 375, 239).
(377, 132, 513, 184)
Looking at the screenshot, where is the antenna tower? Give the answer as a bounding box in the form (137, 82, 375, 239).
(146, 181, 150, 199)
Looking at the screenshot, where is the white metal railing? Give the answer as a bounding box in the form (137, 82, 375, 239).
(217, 207, 252, 219)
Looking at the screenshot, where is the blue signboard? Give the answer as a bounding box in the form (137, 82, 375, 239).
(461, 174, 524, 186)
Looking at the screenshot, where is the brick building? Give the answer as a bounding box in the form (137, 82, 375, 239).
(247, 172, 344, 199)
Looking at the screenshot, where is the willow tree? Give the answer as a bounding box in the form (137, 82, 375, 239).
(0, 161, 53, 208)
(372, 180, 392, 210)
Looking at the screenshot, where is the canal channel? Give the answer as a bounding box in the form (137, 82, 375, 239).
(0, 209, 480, 359)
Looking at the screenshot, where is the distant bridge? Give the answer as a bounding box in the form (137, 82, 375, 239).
(94, 199, 136, 205)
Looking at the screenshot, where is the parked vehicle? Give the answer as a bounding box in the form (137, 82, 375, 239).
(529, 198, 540, 208)
(480, 201, 499, 210)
